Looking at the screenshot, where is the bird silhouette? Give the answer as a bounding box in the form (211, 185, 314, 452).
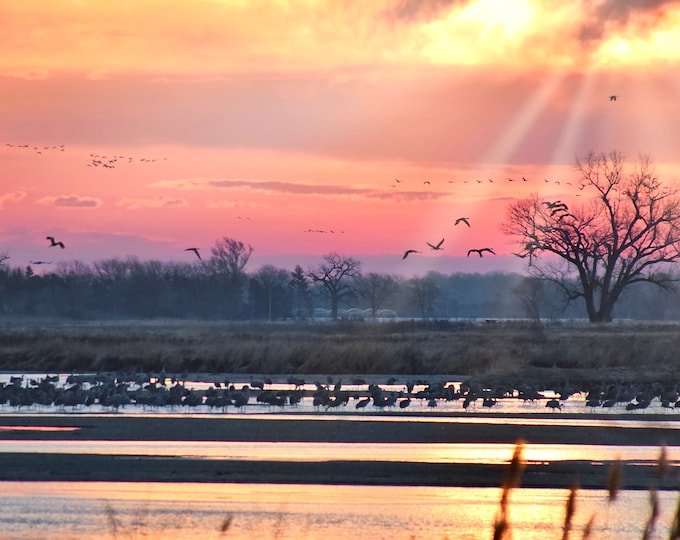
(184, 247, 202, 260)
(455, 217, 470, 227)
(30, 261, 52, 265)
(402, 249, 420, 259)
(543, 200, 567, 211)
(427, 238, 445, 250)
(609, 95, 618, 101)
(46, 236, 65, 249)
(467, 248, 495, 257)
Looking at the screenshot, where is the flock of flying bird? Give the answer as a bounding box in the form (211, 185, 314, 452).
(26, 236, 204, 266)
(4, 142, 165, 169)
(12, 96, 622, 269)
(402, 215, 495, 261)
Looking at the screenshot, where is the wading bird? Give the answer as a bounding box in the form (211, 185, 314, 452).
(46, 236, 65, 249)
(467, 247, 495, 257)
(185, 247, 202, 260)
(402, 249, 420, 259)
(609, 95, 618, 101)
(455, 217, 470, 227)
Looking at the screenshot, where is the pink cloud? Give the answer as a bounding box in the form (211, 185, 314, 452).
(38, 194, 101, 208)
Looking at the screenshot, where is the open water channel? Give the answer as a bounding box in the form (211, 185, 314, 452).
(1, 375, 679, 538)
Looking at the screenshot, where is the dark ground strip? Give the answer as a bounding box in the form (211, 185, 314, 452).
(0, 454, 676, 490)
(1, 415, 680, 445)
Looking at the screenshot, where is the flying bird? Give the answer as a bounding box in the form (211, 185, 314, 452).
(609, 95, 618, 101)
(185, 247, 202, 260)
(402, 249, 420, 259)
(467, 248, 495, 257)
(46, 236, 65, 249)
(543, 200, 567, 210)
(455, 217, 470, 228)
(427, 238, 445, 250)
(30, 261, 52, 265)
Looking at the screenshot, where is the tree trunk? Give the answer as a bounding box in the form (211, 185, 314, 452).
(330, 294, 338, 320)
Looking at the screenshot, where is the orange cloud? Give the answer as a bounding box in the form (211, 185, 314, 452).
(2, 0, 679, 78)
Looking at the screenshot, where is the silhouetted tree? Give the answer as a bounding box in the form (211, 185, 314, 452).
(209, 237, 253, 283)
(290, 265, 311, 319)
(513, 277, 545, 323)
(308, 253, 361, 319)
(253, 264, 290, 320)
(209, 237, 253, 319)
(355, 272, 399, 317)
(504, 151, 680, 322)
(410, 274, 439, 319)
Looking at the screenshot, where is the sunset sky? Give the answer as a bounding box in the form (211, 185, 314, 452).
(2, 0, 680, 276)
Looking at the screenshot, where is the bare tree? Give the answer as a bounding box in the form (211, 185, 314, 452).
(209, 237, 253, 283)
(356, 272, 398, 317)
(503, 151, 680, 322)
(513, 277, 545, 323)
(410, 274, 439, 320)
(209, 237, 253, 319)
(253, 264, 289, 321)
(289, 264, 311, 319)
(307, 253, 361, 319)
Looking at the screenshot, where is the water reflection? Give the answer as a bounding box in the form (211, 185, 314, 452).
(0, 440, 677, 465)
(0, 481, 677, 539)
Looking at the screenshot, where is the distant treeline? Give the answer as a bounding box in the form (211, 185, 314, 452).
(1, 256, 679, 321)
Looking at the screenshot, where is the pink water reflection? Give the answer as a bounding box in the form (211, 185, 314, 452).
(0, 439, 675, 464)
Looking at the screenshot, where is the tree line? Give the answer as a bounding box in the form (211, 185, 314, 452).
(1, 240, 680, 321)
(3, 150, 680, 323)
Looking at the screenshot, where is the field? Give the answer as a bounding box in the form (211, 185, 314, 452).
(1, 318, 679, 389)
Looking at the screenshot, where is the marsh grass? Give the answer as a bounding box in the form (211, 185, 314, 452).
(5, 319, 680, 387)
(495, 443, 680, 540)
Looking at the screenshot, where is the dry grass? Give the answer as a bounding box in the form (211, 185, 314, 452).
(2, 318, 680, 387)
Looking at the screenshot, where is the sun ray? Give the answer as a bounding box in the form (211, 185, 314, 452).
(481, 70, 566, 164)
(549, 69, 598, 165)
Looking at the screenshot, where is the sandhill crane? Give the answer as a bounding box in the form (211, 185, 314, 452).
(427, 238, 444, 250)
(455, 217, 470, 227)
(467, 248, 495, 257)
(185, 247, 202, 260)
(609, 95, 618, 101)
(46, 236, 65, 249)
(402, 249, 419, 259)
(546, 398, 562, 411)
(355, 397, 370, 409)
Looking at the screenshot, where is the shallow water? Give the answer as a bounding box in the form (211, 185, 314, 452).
(1, 374, 678, 538)
(0, 439, 676, 465)
(0, 482, 677, 540)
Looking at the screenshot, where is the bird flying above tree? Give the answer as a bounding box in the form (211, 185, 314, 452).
(427, 238, 445, 250)
(185, 247, 202, 260)
(402, 249, 420, 259)
(467, 247, 495, 257)
(46, 236, 65, 249)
